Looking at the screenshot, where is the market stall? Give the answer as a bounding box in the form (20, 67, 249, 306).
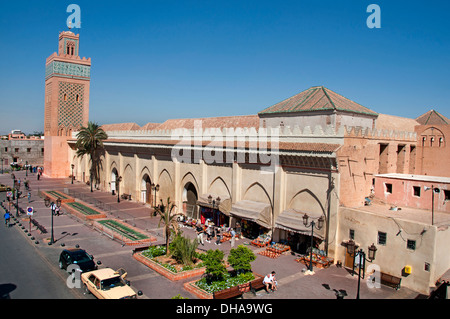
(230, 200, 272, 239)
(295, 248, 334, 269)
(258, 242, 291, 259)
(274, 208, 325, 254)
(197, 193, 231, 227)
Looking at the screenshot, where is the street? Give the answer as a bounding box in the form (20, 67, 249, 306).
(0, 219, 87, 299)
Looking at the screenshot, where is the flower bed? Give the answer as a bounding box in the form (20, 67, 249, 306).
(96, 219, 154, 245)
(184, 272, 262, 299)
(43, 190, 74, 203)
(63, 201, 106, 220)
(133, 246, 206, 281)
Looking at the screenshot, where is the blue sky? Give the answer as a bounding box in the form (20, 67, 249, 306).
(0, 0, 449, 134)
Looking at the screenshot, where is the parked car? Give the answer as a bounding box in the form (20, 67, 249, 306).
(59, 248, 99, 273)
(81, 268, 142, 299)
(0, 184, 12, 192)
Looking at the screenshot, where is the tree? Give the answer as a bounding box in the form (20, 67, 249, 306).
(154, 197, 180, 256)
(228, 245, 256, 274)
(75, 122, 108, 192)
(203, 249, 227, 283)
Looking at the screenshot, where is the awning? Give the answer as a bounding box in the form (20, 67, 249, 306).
(229, 200, 272, 229)
(197, 193, 231, 216)
(275, 208, 324, 239)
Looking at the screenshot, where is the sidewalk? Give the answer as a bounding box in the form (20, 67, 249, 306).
(0, 171, 420, 299)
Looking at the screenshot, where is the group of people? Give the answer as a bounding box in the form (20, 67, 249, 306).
(195, 222, 237, 247)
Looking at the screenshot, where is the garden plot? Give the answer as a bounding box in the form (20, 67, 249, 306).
(42, 190, 74, 203)
(63, 201, 107, 220)
(95, 219, 156, 246)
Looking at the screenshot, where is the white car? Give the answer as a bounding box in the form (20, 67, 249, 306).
(81, 268, 141, 299)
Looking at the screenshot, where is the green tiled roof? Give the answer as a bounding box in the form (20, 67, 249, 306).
(258, 86, 378, 116)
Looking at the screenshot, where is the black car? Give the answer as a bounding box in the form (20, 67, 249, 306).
(59, 248, 98, 273)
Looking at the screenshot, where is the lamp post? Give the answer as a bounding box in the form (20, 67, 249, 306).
(71, 164, 74, 184)
(424, 185, 440, 226)
(151, 183, 160, 209)
(302, 213, 324, 272)
(346, 239, 377, 299)
(44, 197, 61, 245)
(117, 176, 122, 203)
(11, 173, 15, 195)
(207, 195, 221, 225)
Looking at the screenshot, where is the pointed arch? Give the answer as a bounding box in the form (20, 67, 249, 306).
(209, 176, 231, 198)
(158, 169, 174, 203)
(243, 182, 272, 207)
(180, 172, 200, 194)
(288, 188, 325, 218)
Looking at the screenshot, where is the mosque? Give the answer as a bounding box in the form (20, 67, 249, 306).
(43, 31, 450, 295)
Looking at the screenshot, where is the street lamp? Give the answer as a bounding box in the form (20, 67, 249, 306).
(302, 213, 324, 272)
(151, 183, 160, 209)
(44, 197, 61, 245)
(71, 164, 74, 184)
(117, 176, 122, 203)
(207, 195, 221, 225)
(13, 179, 21, 218)
(424, 185, 440, 226)
(346, 239, 377, 299)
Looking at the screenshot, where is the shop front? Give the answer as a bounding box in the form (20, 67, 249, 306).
(274, 208, 325, 254)
(196, 193, 231, 227)
(229, 200, 272, 239)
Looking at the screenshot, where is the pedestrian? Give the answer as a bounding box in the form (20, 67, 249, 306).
(230, 227, 236, 248)
(215, 227, 222, 245)
(4, 211, 10, 227)
(27, 192, 31, 203)
(196, 223, 204, 246)
(206, 224, 212, 243)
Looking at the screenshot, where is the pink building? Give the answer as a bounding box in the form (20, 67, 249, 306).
(374, 173, 450, 213)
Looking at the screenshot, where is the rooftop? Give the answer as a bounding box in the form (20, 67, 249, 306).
(348, 202, 450, 228)
(416, 109, 449, 125)
(258, 86, 378, 117)
(375, 173, 450, 184)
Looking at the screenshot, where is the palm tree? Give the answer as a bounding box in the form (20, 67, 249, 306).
(75, 122, 108, 192)
(154, 197, 181, 256)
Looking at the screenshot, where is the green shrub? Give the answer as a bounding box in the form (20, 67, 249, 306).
(227, 245, 256, 274)
(203, 249, 227, 283)
(171, 233, 199, 266)
(142, 245, 166, 258)
(196, 272, 255, 293)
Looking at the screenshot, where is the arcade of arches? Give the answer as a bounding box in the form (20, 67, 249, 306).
(70, 146, 339, 256)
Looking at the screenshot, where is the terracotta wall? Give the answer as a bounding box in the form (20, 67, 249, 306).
(415, 125, 450, 177)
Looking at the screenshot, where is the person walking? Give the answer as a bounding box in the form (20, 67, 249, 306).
(27, 192, 31, 203)
(196, 223, 204, 246)
(206, 224, 213, 243)
(4, 211, 10, 227)
(215, 227, 222, 245)
(230, 228, 236, 248)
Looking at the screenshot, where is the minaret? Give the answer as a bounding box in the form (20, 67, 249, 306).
(43, 31, 91, 178)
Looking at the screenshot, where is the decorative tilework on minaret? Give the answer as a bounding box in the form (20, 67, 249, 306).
(44, 31, 91, 178)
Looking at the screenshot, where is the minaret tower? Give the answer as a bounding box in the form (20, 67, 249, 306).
(43, 31, 91, 178)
